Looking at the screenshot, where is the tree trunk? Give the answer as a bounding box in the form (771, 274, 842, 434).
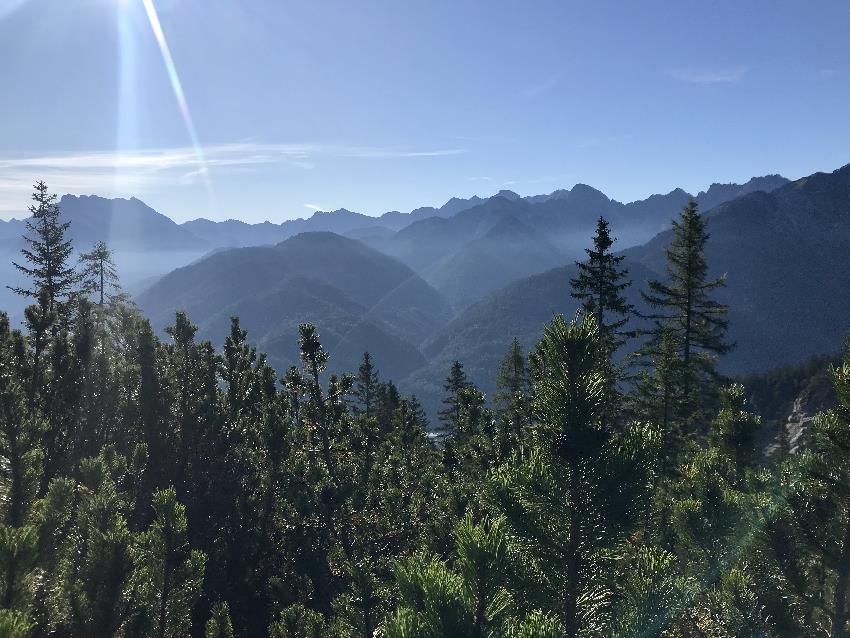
(831, 511, 850, 637)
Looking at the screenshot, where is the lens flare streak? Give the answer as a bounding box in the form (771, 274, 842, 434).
(140, 0, 215, 205)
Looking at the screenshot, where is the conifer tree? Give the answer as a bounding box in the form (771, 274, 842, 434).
(205, 602, 234, 638)
(785, 349, 850, 636)
(123, 488, 206, 638)
(570, 216, 634, 352)
(79, 240, 121, 306)
(630, 327, 681, 441)
(9, 182, 76, 317)
(636, 199, 730, 425)
(49, 449, 133, 636)
(0, 378, 43, 528)
(353, 352, 379, 418)
(0, 609, 34, 638)
(383, 516, 565, 637)
(494, 339, 531, 458)
(488, 314, 659, 635)
(438, 360, 470, 433)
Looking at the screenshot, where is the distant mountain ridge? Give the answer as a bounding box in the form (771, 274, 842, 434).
(405, 164, 849, 416)
(136, 232, 453, 381)
(175, 175, 789, 252)
(360, 175, 790, 306)
(0, 175, 788, 256)
(0, 171, 791, 338)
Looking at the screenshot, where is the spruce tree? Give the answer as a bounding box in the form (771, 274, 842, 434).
(570, 216, 634, 352)
(438, 360, 470, 433)
(636, 199, 730, 424)
(353, 351, 379, 418)
(9, 182, 76, 317)
(79, 240, 121, 306)
(494, 337, 528, 412)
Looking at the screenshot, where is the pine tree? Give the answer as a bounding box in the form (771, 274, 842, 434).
(0, 609, 34, 638)
(488, 314, 659, 635)
(438, 361, 470, 433)
(123, 488, 206, 638)
(9, 182, 76, 317)
(48, 450, 133, 636)
(79, 240, 121, 306)
(494, 338, 531, 458)
(570, 216, 635, 352)
(636, 199, 731, 425)
(353, 352, 379, 418)
(0, 377, 43, 528)
(784, 350, 850, 636)
(205, 602, 234, 638)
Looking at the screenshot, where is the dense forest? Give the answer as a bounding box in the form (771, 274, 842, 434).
(1, 181, 849, 637)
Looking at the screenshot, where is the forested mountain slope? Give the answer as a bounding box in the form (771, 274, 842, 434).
(408, 165, 849, 413)
(137, 231, 452, 379)
(625, 163, 850, 373)
(362, 175, 788, 306)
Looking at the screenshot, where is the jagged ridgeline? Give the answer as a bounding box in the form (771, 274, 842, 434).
(0, 170, 849, 637)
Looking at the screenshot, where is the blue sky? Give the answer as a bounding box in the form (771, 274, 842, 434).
(0, 0, 847, 222)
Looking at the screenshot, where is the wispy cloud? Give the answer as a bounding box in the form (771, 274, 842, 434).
(572, 133, 633, 149)
(303, 203, 325, 211)
(667, 67, 747, 84)
(465, 176, 493, 182)
(519, 74, 561, 100)
(0, 142, 466, 215)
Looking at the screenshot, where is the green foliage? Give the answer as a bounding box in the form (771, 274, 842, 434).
(635, 199, 731, 429)
(1, 182, 847, 637)
(79, 240, 122, 306)
(123, 488, 206, 638)
(269, 603, 329, 638)
(570, 216, 635, 352)
(205, 602, 234, 638)
(9, 181, 77, 317)
(0, 608, 34, 638)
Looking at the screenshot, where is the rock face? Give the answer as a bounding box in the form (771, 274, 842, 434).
(765, 386, 833, 458)
(781, 394, 818, 455)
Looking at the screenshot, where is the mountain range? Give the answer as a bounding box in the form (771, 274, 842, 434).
(0, 174, 787, 322)
(408, 165, 850, 414)
(5, 165, 846, 423)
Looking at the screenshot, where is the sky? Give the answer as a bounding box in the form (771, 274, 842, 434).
(0, 0, 847, 222)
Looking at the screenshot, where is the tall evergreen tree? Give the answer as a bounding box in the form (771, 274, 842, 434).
(636, 199, 731, 424)
(9, 182, 76, 317)
(353, 352, 379, 418)
(570, 216, 635, 352)
(494, 337, 529, 413)
(438, 361, 470, 433)
(494, 338, 530, 456)
(79, 240, 121, 306)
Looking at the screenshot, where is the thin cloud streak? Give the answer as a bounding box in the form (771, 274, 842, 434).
(519, 74, 561, 99)
(0, 142, 467, 171)
(0, 142, 467, 215)
(668, 67, 748, 84)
